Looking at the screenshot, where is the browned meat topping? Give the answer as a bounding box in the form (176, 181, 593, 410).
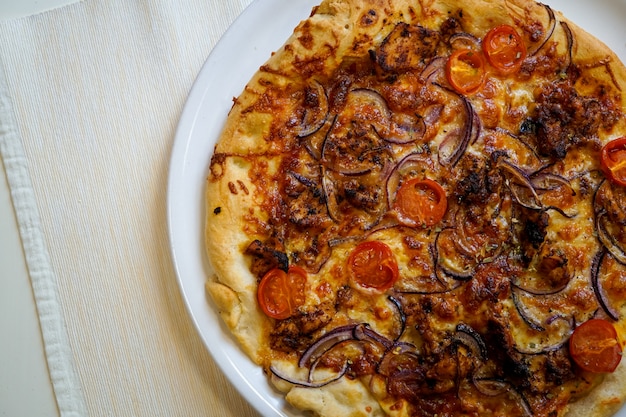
(526, 79, 621, 159)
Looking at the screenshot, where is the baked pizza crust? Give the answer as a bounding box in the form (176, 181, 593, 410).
(205, 0, 626, 415)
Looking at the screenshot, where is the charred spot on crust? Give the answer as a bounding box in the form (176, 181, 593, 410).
(360, 9, 378, 26)
(213, 206, 222, 215)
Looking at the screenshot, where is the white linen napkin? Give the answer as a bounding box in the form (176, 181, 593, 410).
(0, 0, 262, 415)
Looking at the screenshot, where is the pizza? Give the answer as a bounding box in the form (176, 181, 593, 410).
(203, 0, 626, 416)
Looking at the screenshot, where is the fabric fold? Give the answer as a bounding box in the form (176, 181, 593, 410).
(0, 64, 87, 417)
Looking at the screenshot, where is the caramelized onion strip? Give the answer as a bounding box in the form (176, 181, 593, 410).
(433, 228, 475, 282)
(595, 210, 626, 266)
(527, 4, 556, 56)
(510, 286, 545, 332)
(304, 114, 336, 161)
(510, 286, 576, 354)
(298, 324, 357, 368)
(297, 80, 330, 138)
(454, 323, 488, 361)
(387, 296, 407, 342)
(385, 151, 434, 209)
(420, 56, 446, 83)
(472, 377, 510, 397)
(590, 249, 620, 321)
(560, 21, 574, 72)
(431, 83, 477, 166)
(497, 158, 542, 209)
(353, 323, 395, 351)
(270, 362, 348, 388)
(449, 32, 481, 49)
(511, 273, 571, 296)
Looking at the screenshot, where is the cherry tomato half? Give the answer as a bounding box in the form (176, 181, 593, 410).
(257, 266, 307, 320)
(569, 318, 622, 373)
(601, 137, 626, 187)
(446, 48, 486, 95)
(394, 178, 448, 227)
(482, 25, 527, 74)
(348, 241, 399, 291)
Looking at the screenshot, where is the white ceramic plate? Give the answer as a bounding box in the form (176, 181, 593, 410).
(168, 1, 626, 416)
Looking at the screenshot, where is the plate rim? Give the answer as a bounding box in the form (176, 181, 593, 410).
(166, 0, 319, 416)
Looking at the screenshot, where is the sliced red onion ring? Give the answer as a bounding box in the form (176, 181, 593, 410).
(297, 80, 330, 138)
(298, 324, 357, 368)
(387, 296, 407, 341)
(322, 154, 393, 230)
(348, 88, 427, 145)
(433, 228, 475, 283)
(322, 167, 342, 223)
(376, 343, 421, 376)
(472, 110, 482, 145)
(494, 127, 544, 166)
(512, 331, 574, 355)
(304, 114, 335, 161)
(288, 170, 318, 189)
(385, 150, 434, 209)
(343, 88, 391, 139)
(420, 56, 446, 83)
(527, 4, 556, 57)
(497, 158, 543, 209)
(436, 90, 475, 167)
(590, 249, 620, 321)
(509, 289, 576, 354)
(510, 286, 545, 332)
(530, 172, 575, 194)
(529, 171, 579, 218)
(472, 377, 510, 397)
(449, 32, 481, 49)
(454, 323, 488, 361)
(348, 88, 391, 117)
(595, 210, 626, 266)
(378, 112, 427, 144)
(560, 21, 574, 72)
(270, 362, 348, 388)
(353, 323, 395, 351)
(508, 387, 534, 417)
(321, 138, 376, 175)
(511, 269, 572, 296)
(423, 103, 444, 134)
(509, 186, 543, 211)
(437, 263, 474, 282)
(307, 342, 358, 384)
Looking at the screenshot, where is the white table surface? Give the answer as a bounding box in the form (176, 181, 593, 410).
(0, 2, 77, 416)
